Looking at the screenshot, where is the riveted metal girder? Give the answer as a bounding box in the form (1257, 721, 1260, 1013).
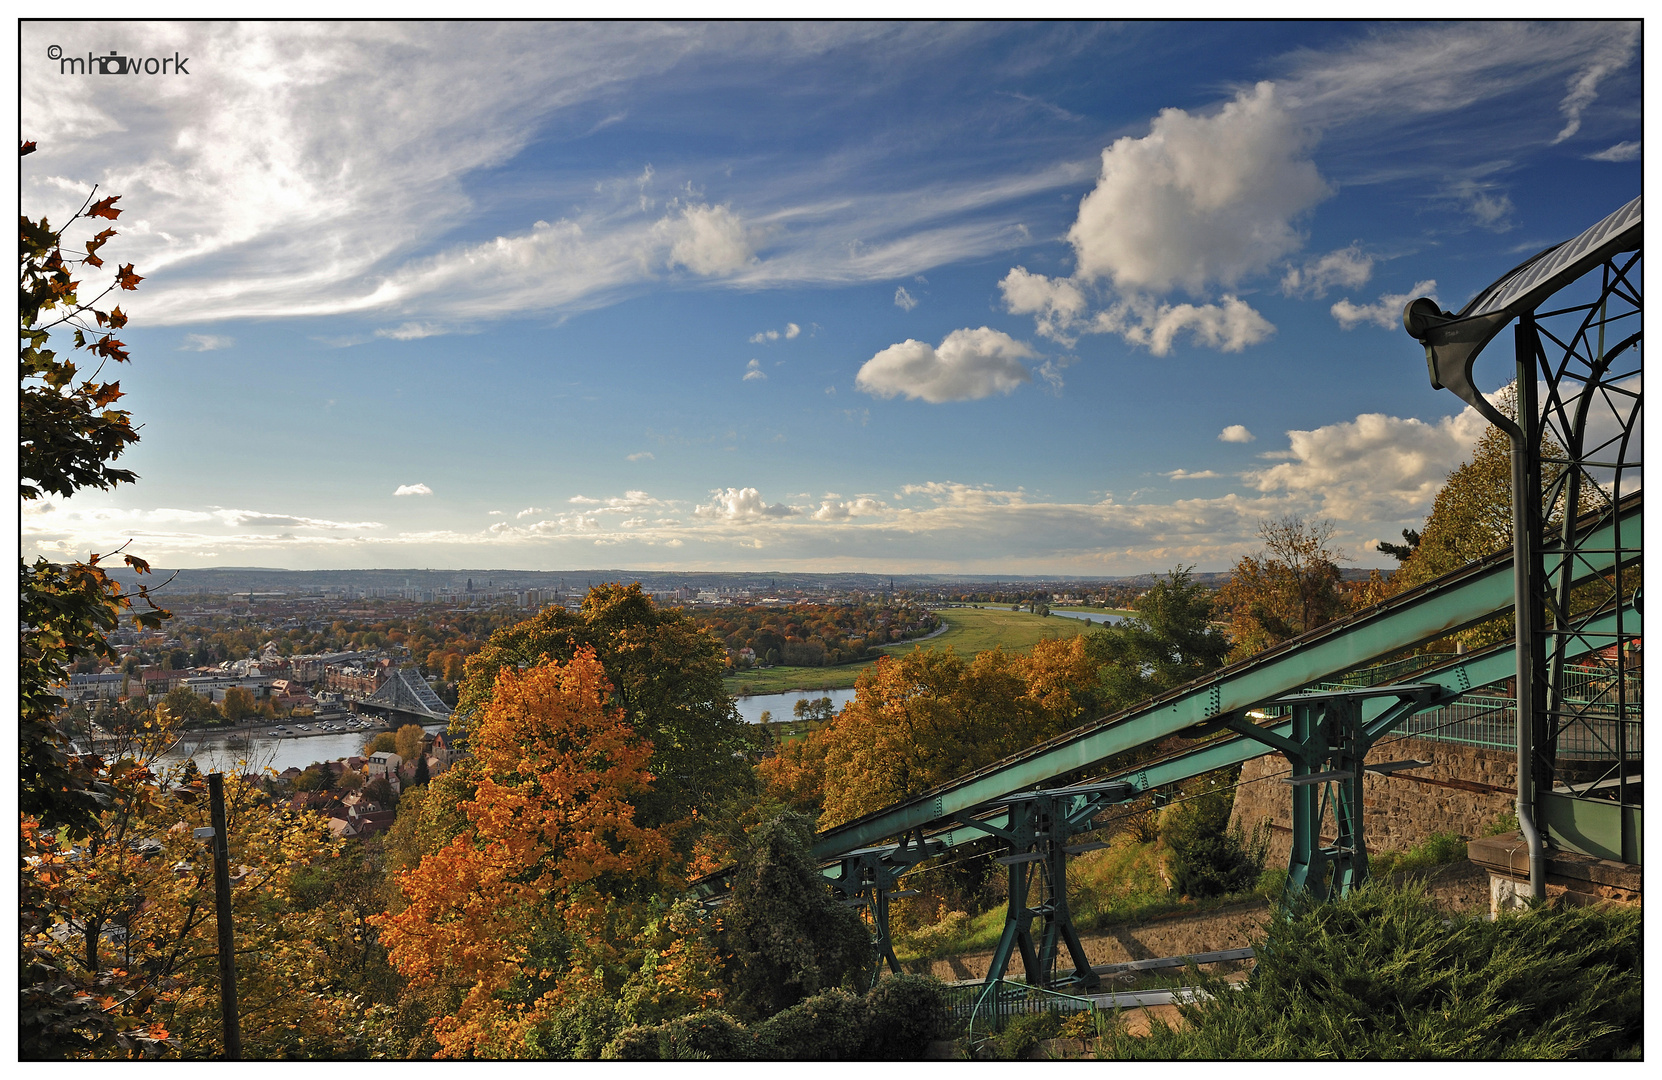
(812, 498, 1639, 860)
(792, 602, 1636, 891)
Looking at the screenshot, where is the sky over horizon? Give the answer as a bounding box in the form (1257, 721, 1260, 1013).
(20, 20, 1644, 575)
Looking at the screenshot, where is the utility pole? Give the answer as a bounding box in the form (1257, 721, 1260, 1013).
(207, 774, 242, 1058)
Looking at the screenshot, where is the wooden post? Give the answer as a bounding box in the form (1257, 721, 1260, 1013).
(208, 773, 241, 1059)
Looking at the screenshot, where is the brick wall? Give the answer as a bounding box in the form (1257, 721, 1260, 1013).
(1230, 736, 1517, 867)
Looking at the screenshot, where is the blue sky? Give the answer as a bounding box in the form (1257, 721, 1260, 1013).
(20, 21, 1642, 574)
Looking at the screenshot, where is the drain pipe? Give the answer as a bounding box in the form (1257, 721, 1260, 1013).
(1508, 323, 1546, 901)
(1404, 302, 1548, 902)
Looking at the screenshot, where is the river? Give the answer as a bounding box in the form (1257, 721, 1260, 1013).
(159, 614, 1130, 769)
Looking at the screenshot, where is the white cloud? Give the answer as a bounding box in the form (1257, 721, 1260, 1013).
(855, 327, 1035, 403)
(1164, 469, 1219, 480)
(516, 506, 546, 518)
(695, 487, 797, 520)
(658, 202, 755, 275)
(1281, 244, 1373, 298)
(375, 322, 445, 340)
(626, 451, 655, 461)
(743, 359, 767, 381)
(1551, 28, 1640, 143)
(179, 333, 233, 352)
(893, 285, 918, 311)
(785, 322, 800, 338)
(1246, 407, 1490, 521)
(811, 496, 886, 521)
(999, 268, 1088, 344)
(393, 483, 432, 496)
(212, 508, 380, 529)
(1331, 279, 1436, 331)
(1068, 82, 1330, 295)
(1091, 294, 1274, 356)
(1218, 425, 1255, 443)
(488, 509, 504, 515)
(750, 329, 780, 343)
(1588, 141, 1641, 162)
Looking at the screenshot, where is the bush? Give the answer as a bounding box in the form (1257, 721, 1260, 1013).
(984, 1010, 1062, 1060)
(1103, 879, 1642, 1059)
(657, 1010, 762, 1060)
(1160, 781, 1265, 899)
(603, 1009, 762, 1061)
(1369, 831, 1469, 879)
(599, 1024, 661, 1061)
(527, 997, 622, 1060)
(755, 988, 868, 1060)
(861, 974, 944, 1057)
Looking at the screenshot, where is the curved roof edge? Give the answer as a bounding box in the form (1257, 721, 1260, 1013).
(1460, 196, 1641, 320)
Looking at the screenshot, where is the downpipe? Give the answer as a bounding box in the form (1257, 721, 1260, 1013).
(1508, 325, 1546, 901)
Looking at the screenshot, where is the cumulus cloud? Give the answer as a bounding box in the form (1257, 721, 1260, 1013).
(1281, 244, 1373, 298)
(1332, 280, 1437, 331)
(180, 333, 233, 351)
(626, 451, 655, 461)
(1551, 28, 1639, 143)
(1068, 82, 1330, 295)
(786, 322, 800, 338)
(811, 496, 886, 521)
(855, 327, 1035, 403)
(1588, 141, 1640, 162)
(659, 202, 755, 275)
(999, 268, 1089, 344)
(743, 358, 767, 381)
(516, 506, 546, 518)
(1091, 294, 1275, 355)
(1219, 425, 1255, 443)
(894, 285, 918, 311)
(393, 483, 433, 496)
(695, 487, 798, 520)
(1246, 407, 1490, 520)
(1000, 84, 1318, 356)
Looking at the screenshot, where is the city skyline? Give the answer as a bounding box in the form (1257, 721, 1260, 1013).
(20, 20, 1643, 574)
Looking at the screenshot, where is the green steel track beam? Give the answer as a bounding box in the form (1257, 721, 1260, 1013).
(827, 602, 1635, 878)
(811, 495, 1639, 860)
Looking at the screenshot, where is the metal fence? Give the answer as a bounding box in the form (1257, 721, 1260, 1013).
(940, 979, 1095, 1041)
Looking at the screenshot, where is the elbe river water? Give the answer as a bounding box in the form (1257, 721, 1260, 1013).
(161, 609, 1125, 772)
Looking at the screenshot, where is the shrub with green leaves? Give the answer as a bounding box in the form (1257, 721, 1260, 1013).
(1104, 880, 1642, 1059)
(861, 974, 944, 1057)
(755, 988, 868, 1060)
(601, 1010, 762, 1061)
(1160, 780, 1266, 899)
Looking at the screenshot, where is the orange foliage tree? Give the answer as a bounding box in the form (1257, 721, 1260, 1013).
(374, 648, 684, 1059)
(763, 638, 1103, 830)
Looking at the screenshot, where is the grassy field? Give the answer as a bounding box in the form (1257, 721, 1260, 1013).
(724, 606, 1096, 696)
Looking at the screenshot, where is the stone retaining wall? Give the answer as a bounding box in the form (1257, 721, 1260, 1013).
(1230, 736, 1516, 866)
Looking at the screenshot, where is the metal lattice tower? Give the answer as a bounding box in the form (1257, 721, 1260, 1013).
(1405, 197, 1642, 890)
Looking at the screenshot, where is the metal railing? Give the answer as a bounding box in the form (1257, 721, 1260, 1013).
(941, 979, 1096, 1042)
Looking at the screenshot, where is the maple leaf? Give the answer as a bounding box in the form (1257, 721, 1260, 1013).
(107, 306, 128, 329)
(21, 140, 37, 155)
(89, 196, 123, 220)
(116, 264, 143, 290)
(92, 382, 124, 407)
(84, 251, 103, 268)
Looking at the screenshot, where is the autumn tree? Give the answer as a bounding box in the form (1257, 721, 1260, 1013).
(22, 709, 374, 1059)
(394, 723, 426, 765)
(455, 583, 754, 837)
(780, 639, 1102, 829)
(220, 685, 258, 722)
(1216, 516, 1347, 662)
(374, 649, 680, 1059)
(20, 141, 167, 838)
